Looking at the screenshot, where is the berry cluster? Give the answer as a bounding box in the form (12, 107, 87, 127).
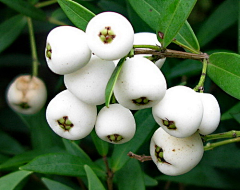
(44, 11, 221, 176)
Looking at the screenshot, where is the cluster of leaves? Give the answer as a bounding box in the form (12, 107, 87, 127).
(0, 0, 239, 190)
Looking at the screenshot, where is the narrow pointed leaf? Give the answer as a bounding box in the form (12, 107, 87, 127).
(0, 15, 27, 53)
(0, 171, 32, 190)
(58, 0, 95, 31)
(221, 102, 240, 121)
(20, 153, 105, 177)
(208, 52, 240, 100)
(0, 0, 46, 20)
(91, 130, 109, 156)
(42, 177, 75, 190)
(84, 165, 106, 190)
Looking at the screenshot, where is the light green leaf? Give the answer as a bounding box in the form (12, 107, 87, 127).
(0, 0, 46, 20)
(84, 165, 106, 190)
(0, 15, 27, 53)
(115, 159, 145, 190)
(57, 0, 95, 31)
(111, 108, 157, 172)
(221, 102, 240, 121)
(91, 130, 109, 156)
(42, 177, 75, 190)
(20, 153, 105, 177)
(0, 171, 32, 190)
(208, 52, 240, 100)
(197, 0, 238, 47)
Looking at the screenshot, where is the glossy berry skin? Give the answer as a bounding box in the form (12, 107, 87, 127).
(45, 26, 91, 75)
(150, 127, 204, 176)
(197, 93, 221, 135)
(46, 90, 97, 140)
(6, 75, 47, 115)
(86, 11, 134, 61)
(95, 104, 136, 144)
(114, 57, 167, 110)
(64, 55, 115, 105)
(152, 86, 203, 138)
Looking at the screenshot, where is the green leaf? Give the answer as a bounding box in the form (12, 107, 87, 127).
(42, 177, 75, 190)
(156, 0, 197, 47)
(208, 52, 240, 100)
(115, 159, 145, 190)
(0, 15, 27, 53)
(0, 0, 46, 20)
(20, 153, 105, 177)
(62, 139, 92, 161)
(144, 173, 158, 187)
(111, 108, 157, 172)
(84, 165, 106, 190)
(221, 102, 240, 121)
(0, 131, 25, 155)
(57, 0, 95, 31)
(105, 57, 126, 107)
(175, 21, 200, 53)
(91, 130, 109, 156)
(0, 170, 32, 190)
(197, 0, 238, 47)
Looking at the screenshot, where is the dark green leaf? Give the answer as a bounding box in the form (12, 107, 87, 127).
(0, 131, 25, 155)
(84, 165, 106, 190)
(42, 177, 75, 190)
(175, 21, 200, 52)
(208, 52, 240, 100)
(90, 130, 109, 156)
(62, 139, 92, 161)
(232, 112, 240, 124)
(156, 0, 197, 47)
(20, 153, 105, 177)
(111, 108, 157, 172)
(0, 171, 32, 190)
(115, 159, 145, 190)
(57, 0, 95, 31)
(144, 173, 158, 187)
(0, 0, 46, 20)
(221, 102, 240, 121)
(105, 57, 126, 107)
(0, 15, 27, 53)
(197, 0, 238, 47)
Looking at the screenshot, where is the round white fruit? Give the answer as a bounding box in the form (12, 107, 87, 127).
(152, 85, 203, 138)
(95, 104, 136, 144)
(114, 57, 167, 110)
(197, 93, 221, 135)
(64, 55, 115, 105)
(45, 26, 91, 75)
(150, 127, 204, 176)
(86, 11, 134, 61)
(6, 75, 47, 114)
(46, 90, 97, 140)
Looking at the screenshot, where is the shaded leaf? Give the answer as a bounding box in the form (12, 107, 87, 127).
(208, 52, 240, 100)
(0, 15, 27, 53)
(144, 173, 158, 187)
(111, 108, 158, 172)
(0, 171, 32, 190)
(221, 102, 240, 121)
(91, 130, 109, 156)
(84, 165, 106, 190)
(57, 0, 95, 31)
(42, 177, 75, 190)
(0, 0, 46, 20)
(20, 153, 105, 177)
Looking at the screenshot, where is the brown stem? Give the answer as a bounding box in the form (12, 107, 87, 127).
(127, 151, 152, 162)
(103, 156, 114, 190)
(77, 177, 87, 190)
(134, 48, 209, 61)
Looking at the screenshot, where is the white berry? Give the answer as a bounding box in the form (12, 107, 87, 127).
(45, 26, 91, 75)
(86, 11, 134, 61)
(114, 57, 167, 110)
(152, 86, 203, 138)
(150, 127, 204, 176)
(46, 90, 97, 140)
(197, 93, 221, 135)
(6, 75, 47, 114)
(64, 55, 115, 105)
(95, 104, 136, 144)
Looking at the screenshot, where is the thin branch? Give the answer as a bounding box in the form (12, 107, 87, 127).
(203, 130, 240, 142)
(127, 152, 152, 162)
(103, 156, 114, 190)
(204, 137, 240, 151)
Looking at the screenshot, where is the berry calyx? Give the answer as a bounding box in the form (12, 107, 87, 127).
(162, 119, 176, 130)
(132, 97, 151, 105)
(45, 43, 52, 59)
(107, 134, 123, 143)
(57, 116, 74, 131)
(99, 26, 116, 44)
